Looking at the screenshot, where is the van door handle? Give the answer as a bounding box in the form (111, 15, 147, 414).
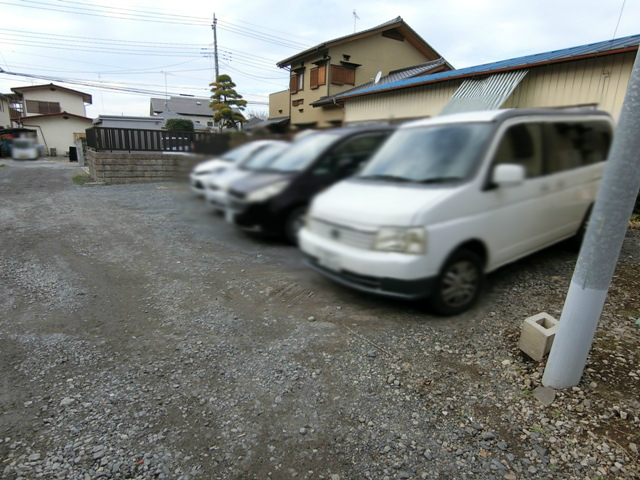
(557, 180, 566, 188)
(540, 184, 550, 193)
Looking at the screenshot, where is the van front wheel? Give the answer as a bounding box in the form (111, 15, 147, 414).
(430, 249, 483, 316)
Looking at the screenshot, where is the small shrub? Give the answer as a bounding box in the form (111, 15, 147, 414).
(72, 173, 90, 185)
(165, 119, 194, 132)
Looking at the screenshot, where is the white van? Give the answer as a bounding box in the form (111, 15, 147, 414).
(11, 137, 40, 160)
(299, 109, 613, 315)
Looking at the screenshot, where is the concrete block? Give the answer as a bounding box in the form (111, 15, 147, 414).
(518, 312, 558, 362)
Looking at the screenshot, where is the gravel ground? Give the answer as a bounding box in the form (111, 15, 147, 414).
(0, 158, 638, 480)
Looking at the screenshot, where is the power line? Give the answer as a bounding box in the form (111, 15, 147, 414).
(0, 1, 307, 49)
(218, 62, 288, 87)
(0, 68, 269, 105)
(0, 28, 283, 69)
(612, 0, 627, 39)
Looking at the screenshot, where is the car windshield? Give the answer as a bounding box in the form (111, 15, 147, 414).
(264, 132, 339, 173)
(358, 123, 492, 184)
(241, 143, 290, 171)
(220, 142, 263, 163)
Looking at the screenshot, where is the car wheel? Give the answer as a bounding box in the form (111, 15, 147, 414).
(284, 207, 307, 246)
(430, 249, 483, 316)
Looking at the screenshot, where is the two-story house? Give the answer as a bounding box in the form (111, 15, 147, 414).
(9, 83, 93, 156)
(272, 16, 452, 129)
(0, 93, 11, 129)
(150, 96, 215, 130)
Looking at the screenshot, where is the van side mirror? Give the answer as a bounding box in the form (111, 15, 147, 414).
(492, 164, 525, 187)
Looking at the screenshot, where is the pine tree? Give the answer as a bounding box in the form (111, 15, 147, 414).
(209, 74, 247, 130)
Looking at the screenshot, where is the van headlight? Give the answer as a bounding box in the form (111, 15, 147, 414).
(246, 180, 289, 202)
(374, 227, 426, 254)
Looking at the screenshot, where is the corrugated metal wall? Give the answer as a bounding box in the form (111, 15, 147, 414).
(503, 51, 635, 121)
(343, 51, 636, 124)
(344, 80, 462, 123)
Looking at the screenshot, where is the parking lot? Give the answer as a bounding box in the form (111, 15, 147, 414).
(1, 159, 639, 479)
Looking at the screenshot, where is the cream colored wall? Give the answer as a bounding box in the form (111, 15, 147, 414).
(502, 51, 636, 121)
(0, 97, 10, 128)
(21, 89, 87, 117)
(269, 90, 290, 118)
(344, 51, 636, 124)
(289, 53, 332, 127)
(327, 33, 431, 98)
(22, 116, 92, 155)
(344, 80, 462, 124)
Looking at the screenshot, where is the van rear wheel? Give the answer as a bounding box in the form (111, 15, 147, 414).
(430, 249, 483, 316)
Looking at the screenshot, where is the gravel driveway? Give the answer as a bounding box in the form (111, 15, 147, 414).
(1, 159, 638, 480)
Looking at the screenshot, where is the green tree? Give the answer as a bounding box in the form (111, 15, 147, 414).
(165, 118, 194, 132)
(210, 74, 247, 130)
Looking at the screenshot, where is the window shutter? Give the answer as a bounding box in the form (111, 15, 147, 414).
(330, 65, 344, 85)
(49, 102, 61, 114)
(344, 68, 355, 85)
(25, 100, 40, 114)
(317, 65, 326, 86)
(310, 68, 318, 89)
(290, 75, 298, 93)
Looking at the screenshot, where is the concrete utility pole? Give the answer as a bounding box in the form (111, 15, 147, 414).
(212, 13, 219, 81)
(542, 51, 640, 389)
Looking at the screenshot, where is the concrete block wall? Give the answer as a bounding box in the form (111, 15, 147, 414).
(87, 150, 206, 185)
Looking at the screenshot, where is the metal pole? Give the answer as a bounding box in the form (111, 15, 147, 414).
(213, 13, 219, 80)
(542, 51, 640, 388)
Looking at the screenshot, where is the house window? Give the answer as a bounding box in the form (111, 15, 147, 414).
(207, 121, 213, 127)
(310, 65, 327, 90)
(290, 70, 304, 94)
(25, 100, 61, 114)
(292, 99, 304, 107)
(330, 65, 356, 86)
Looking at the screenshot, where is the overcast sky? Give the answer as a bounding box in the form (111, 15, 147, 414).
(1, 0, 638, 120)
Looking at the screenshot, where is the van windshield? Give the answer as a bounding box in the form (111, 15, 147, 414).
(13, 139, 34, 149)
(358, 123, 492, 184)
(264, 132, 338, 173)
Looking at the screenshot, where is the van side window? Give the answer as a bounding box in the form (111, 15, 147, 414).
(313, 133, 389, 176)
(491, 123, 543, 178)
(544, 121, 611, 174)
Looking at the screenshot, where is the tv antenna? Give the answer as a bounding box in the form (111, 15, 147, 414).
(353, 10, 360, 33)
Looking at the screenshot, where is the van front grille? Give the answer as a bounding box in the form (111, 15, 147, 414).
(309, 218, 376, 250)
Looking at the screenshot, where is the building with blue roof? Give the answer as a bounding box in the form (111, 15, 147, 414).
(311, 33, 640, 125)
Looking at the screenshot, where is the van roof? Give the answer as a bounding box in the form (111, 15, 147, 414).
(402, 108, 612, 129)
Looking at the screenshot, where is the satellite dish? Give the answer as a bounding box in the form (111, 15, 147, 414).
(374, 70, 382, 84)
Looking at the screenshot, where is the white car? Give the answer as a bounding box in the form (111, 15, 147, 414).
(299, 109, 613, 315)
(204, 141, 290, 212)
(189, 140, 281, 196)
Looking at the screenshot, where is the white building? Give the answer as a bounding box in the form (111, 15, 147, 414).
(9, 83, 93, 156)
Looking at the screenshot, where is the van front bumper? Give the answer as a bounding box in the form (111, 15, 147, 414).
(299, 228, 436, 300)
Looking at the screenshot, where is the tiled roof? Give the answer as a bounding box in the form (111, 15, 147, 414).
(150, 96, 213, 116)
(277, 17, 449, 68)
